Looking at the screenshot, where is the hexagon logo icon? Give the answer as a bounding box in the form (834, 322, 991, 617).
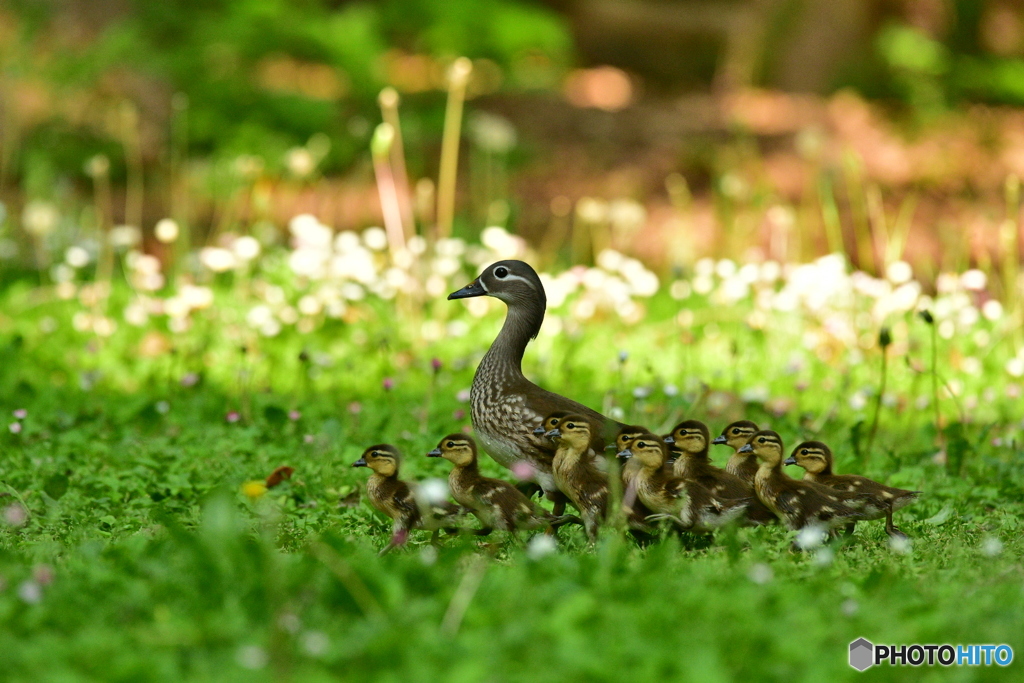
(849, 638, 874, 671)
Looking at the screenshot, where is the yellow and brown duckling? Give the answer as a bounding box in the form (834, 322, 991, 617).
(449, 261, 622, 511)
(545, 414, 609, 542)
(711, 420, 761, 484)
(607, 424, 660, 532)
(618, 434, 750, 534)
(666, 420, 776, 526)
(353, 444, 464, 555)
(428, 434, 581, 535)
(786, 441, 920, 539)
(739, 431, 869, 539)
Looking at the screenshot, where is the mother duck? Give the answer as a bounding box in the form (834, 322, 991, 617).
(449, 260, 622, 511)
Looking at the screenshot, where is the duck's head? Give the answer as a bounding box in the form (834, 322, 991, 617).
(449, 260, 546, 319)
(534, 411, 570, 437)
(545, 413, 591, 448)
(737, 430, 784, 467)
(618, 434, 667, 469)
(608, 424, 648, 453)
(428, 434, 478, 467)
(712, 420, 760, 451)
(785, 441, 834, 474)
(353, 444, 401, 477)
(665, 420, 710, 455)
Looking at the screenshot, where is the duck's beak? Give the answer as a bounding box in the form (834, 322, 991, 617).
(604, 443, 616, 450)
(352, 457, 368, 467)
(427, 448, 442, 458)
(533, 426, 547, 436)
(663, 435, 675, 444)
(737, 443, 753, 454)
(545, 428, 561, 439)
(784, 456, 797, 465)
(448, 278, 486, 300)
(711, 435, 727, 445)
(616, 449, 632, 460)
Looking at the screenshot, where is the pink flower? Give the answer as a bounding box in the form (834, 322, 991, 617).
(12, 409, 27, 420)
(181, 373, 199, 387)
(8, 422, 21, 434)
(32, 565, 54, 586)
(383, 378, 394, 391)
(288, 410, 301, 421)
(511, 460, 536, 481)
(303, 434, 315, 444)
(226, 411, 241, 423)
(453, 409, 465, 420)
(347, 402, 362, 415)
(431, 357, 443, 372)
(456, 389, 471, 403)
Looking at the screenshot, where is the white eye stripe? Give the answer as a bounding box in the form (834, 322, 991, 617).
(495, 272, 535, 288)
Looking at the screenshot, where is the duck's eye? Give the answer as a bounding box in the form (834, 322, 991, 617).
(494, 266, 509, 278)
(446, 441, 455, 448)
(567, 423, 575, 429)
(731, 429, 739, 434)
(801, 449, 808, 455)
(758, 437, 766, 443)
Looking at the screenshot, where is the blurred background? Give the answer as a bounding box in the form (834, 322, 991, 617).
(3, 0, 1024, 282)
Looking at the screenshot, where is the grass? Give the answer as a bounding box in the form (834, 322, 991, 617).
(1, 279, 1023, 682)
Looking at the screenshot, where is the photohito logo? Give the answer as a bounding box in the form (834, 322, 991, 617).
(849, 639, 1013, 670)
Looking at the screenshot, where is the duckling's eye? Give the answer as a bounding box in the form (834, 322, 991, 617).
(731, 429, 739, 434)
(446, 441, 455, 448)
(494, 266, 509, 278)
(801, 449, 808, 455)
(758, 437, 766, 443)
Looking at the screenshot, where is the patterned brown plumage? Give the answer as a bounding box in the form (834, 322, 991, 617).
(450, 261, 622, 509)
(787, 441, 920, 539)
(428, 434, 581, 534)
(666, 420, 776, 526)
(545, 415, 609, 542)
(353, 444, 464, 554)
(712, 420, 761, 484)
(619, 434, 750, 534)
(741, 431, 869, 535)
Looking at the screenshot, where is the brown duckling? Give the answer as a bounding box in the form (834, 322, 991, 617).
(353, 444, 463, 555)
(666, 420, 776, 526)
(428, 434, 581, 535)
(711, 420, 761, 484)
(619, 435, 750, 534)
(607, 424, 660, 532)
(786, 441, 920, 539)
(545, 414, 609, 542)
(739, 431, 868, 539)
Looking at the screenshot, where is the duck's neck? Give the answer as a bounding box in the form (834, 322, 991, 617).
(481, 300, 545, 375)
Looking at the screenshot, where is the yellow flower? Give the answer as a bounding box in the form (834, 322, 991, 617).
(242, 481, 268, 500)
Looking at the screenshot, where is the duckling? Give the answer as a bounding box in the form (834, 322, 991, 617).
(450, 261, 622, 510)
(545, 414, 609, 542)
(786, 441, 920, 539)
(608, 424, 659, 532)
(619, 435, 750, 534)
(739, 431, 868, 540)
(666, 420, 776, 526)
(353, 445, 463, 555)
(711, 420, 761, 484)
(428, 434, 581, 536)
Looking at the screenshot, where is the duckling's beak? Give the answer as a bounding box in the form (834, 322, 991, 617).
(663, 435, 675, 444)
(711, 435, 727, 445)
(533, 426, 547, 436)
(545, 428, 561, 439)
(737, 443, 753, 454)
(666, 456, 677, 465)
(604, 443, 616, 450)
(784, 456, 797, 465)
(616, 449, 632, 460)
(427, 448, 442, 458)
(352, 457, 368, 467)
(448, 278, 486, 300)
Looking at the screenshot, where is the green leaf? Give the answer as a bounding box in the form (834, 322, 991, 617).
(43, 473, 69, 500)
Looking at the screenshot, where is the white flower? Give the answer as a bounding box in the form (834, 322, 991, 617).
(415, 478, 450, 506)
(980, 536, 1003, 557)
(889, 535, 912, 555)
(526, 534, 558, 560)
(747, 563, 773, 584)
(18, 580, 42, 604)
(362, 227, 388, 251)
(961, 269, 987, 291)
(65, 246, 91, 268)
(22, 201, 59, 237)
(235, 645, 269, 670)
(110, 225, 141, 249)
(232, 236, 261, 261)
(795, 524, 826, 550)
(885, 260, 913, 284)
(285, 147, 316, 177)
(199, 247, 236, 272)
(154, 218, 180, 243)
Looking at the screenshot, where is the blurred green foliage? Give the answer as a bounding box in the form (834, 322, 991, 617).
(3, 0, 572, 179)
